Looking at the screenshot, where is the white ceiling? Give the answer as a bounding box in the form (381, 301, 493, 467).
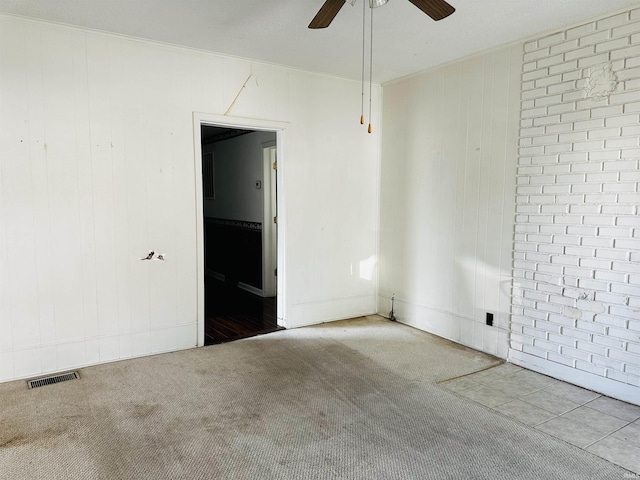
(1, 0, 639, 84)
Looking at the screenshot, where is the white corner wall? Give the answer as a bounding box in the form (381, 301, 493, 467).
(378, 46, 522, 358)
(511, 7, 640, 405)
(0, 15, 381, 382)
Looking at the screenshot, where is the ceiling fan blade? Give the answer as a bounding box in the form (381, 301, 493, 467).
(407, 0, 455, 21)
(309, 0, 346, 29)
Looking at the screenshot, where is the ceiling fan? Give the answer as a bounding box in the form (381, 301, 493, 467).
(309, 0, 455, 29)
(309, 0, 455, 133)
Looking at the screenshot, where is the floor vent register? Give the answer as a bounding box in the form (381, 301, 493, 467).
(27, 371, 80, 389)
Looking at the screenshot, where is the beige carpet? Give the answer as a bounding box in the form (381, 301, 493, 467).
(0, 315, 629, 479)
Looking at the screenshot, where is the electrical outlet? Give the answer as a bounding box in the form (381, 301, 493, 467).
(486, 312, 494, 326)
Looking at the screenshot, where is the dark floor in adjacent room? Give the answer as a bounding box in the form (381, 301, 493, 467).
(204, 276, 281, 345)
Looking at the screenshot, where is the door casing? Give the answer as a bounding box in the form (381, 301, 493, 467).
(262, 141, 277, 298)
(193, 112, 288, 347)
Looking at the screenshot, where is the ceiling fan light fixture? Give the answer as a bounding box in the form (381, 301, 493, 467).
(370, 0, 389, 7)
(345, 0, 357, 5)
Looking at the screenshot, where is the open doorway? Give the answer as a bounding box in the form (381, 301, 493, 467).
(200, 125, 282, 344)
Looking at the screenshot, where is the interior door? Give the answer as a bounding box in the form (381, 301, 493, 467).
(262, 144, 277, 297)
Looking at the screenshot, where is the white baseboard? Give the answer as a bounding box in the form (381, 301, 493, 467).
(286, 294, 376, 329)
(509, 349, 640, 406)
(377, 295, 510, 360)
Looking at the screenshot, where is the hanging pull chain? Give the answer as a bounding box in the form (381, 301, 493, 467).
(360, 0, 366, 125)
(368, 3, 374, 134)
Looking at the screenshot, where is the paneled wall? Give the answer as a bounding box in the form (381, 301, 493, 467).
(512, 7, 640, 404)
(379, 45, 522, 358)
(0, 15, 381, 382)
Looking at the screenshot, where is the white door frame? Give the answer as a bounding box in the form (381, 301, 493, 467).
(262, 141, 277, 298)
(193, 112, 288, 347)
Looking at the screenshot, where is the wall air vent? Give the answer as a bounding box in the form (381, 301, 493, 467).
(27, 371, 79, 389)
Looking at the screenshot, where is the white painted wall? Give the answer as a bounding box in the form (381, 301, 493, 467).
(203, 130, 275, 222)
(0, 15, 381, 382)
(378, 46, 522, 358)
(511, 7, 640, 405)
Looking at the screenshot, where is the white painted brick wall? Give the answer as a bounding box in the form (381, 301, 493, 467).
(514, 8, 640, 389)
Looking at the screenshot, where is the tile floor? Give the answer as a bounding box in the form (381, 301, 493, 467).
(441, 363, 640, 475)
